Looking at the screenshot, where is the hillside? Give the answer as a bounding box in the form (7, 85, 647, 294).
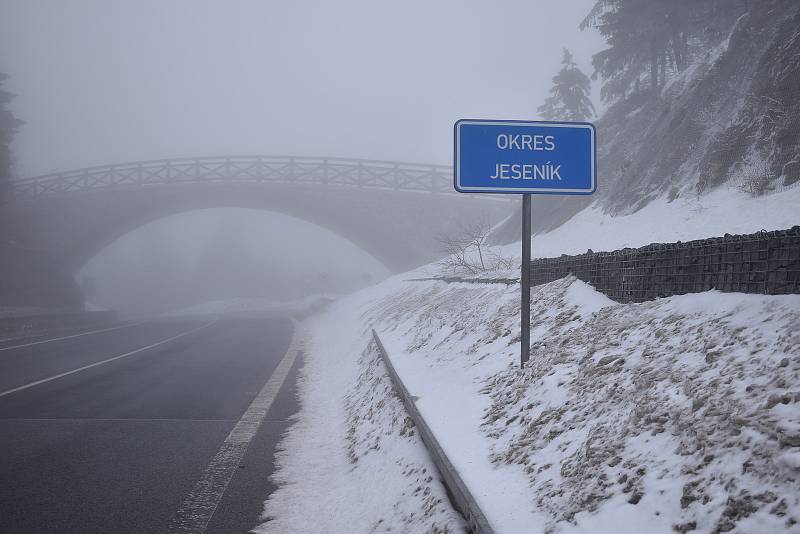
(493, 0, 800, 244)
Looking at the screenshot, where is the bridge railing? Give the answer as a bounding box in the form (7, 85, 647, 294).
(11, 156, 458, 198)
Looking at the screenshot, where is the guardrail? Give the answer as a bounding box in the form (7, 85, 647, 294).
(372, 329, 494, 534)
(0, 311, 118, 341)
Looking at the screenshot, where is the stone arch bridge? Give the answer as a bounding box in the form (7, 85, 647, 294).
(9, 156, 511, 275)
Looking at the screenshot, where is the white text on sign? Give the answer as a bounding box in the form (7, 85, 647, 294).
(496, 134, 556, 151)
(490, 163, 562, 180)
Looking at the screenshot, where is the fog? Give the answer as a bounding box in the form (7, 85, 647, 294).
(0, 0, 603, 315)
(77, 209, 390, 316)
(0, 1, 602, 174)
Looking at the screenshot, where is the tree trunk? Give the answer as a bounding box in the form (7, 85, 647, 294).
(681, 31, 688, 70)
(673, 31, 686, 71)
(651, 41, 659, 92)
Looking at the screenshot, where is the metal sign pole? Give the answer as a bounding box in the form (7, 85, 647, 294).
(520, 194, 531, 368)
(453, 119, 596, 370)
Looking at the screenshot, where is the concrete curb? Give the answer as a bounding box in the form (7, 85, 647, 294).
(372, 329, 495, 534)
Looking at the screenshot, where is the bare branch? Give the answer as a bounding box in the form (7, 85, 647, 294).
(436, 215, 515, 276)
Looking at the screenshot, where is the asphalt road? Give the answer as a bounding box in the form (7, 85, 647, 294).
(0, 315, 300, 534)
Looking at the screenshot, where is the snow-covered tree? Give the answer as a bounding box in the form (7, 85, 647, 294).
(0, 73, 23, 206)
(538, 49, 596, 122)
(580, 0, 738, 102)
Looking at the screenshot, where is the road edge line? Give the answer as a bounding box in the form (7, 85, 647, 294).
(167, 318, 302, 534)
(372, 329, 495, 534)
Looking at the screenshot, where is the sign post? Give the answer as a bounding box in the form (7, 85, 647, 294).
(520, 194, 531, 367)
(453, 119, 596, 368)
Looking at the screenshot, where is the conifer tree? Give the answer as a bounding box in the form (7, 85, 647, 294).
(0, 73, 23, 206)
(581, 0, 722, 102)
(538, 49, 596, 122)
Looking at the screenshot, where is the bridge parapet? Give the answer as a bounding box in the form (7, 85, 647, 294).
(12, 156, 457, 198)
(8, 155, 511, 274)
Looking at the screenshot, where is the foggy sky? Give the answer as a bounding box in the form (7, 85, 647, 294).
(0, 0, 603, 177)
(78, 208, 390, 315)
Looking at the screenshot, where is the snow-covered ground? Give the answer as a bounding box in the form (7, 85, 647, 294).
(504, 185, 800, 260)
(257, 185, 799, 533)
(259, 272, 799, 533)
(255, 302, 463, 533)
(371, 277, 800, 533)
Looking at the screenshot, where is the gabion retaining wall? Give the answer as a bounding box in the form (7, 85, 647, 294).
(531, 226, 800, 302)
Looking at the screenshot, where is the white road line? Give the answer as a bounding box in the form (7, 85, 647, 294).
(0, 321, 216, 399)
(167, 322, 302, 534)
(0, 321, 148, 352)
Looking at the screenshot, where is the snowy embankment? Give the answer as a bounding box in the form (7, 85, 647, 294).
(258, 186, 799, 533)
(371, 277, 800, 533)
(503, 186, 800, 260)
(254, 298, 463, 533)
(259, 274, 799, 533)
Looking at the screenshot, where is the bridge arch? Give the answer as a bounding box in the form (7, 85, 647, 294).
(10, 156, 510, 275)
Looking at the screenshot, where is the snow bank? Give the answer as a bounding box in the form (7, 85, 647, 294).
(254, 292, 462, 533)
(499, 186, 800, 261)
(257, 182, 799, 533)
(365, 276, 800, 533)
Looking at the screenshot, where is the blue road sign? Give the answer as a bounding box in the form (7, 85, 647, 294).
(454, 119, 596, 194)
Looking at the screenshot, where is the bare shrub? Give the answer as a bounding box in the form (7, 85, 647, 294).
(437, 217, 515, 276)
(737, 160, 775, 197)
